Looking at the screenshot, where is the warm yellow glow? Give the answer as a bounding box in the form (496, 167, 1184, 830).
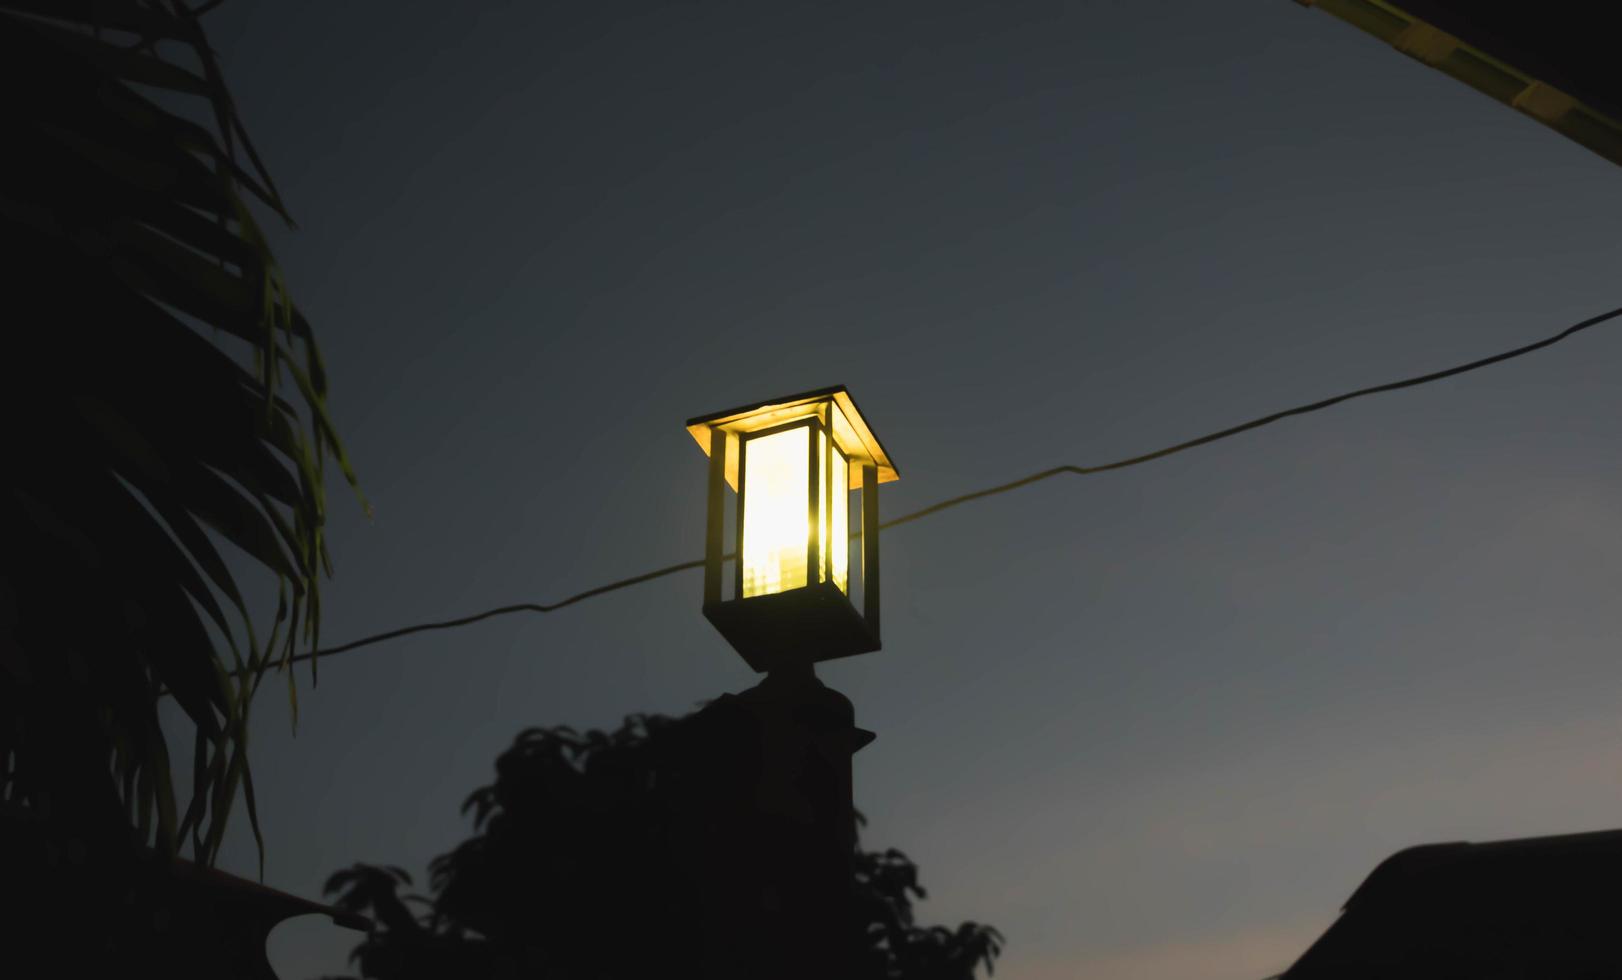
(831, 446, 848, 592)
(741, 426, 809, 597)
(739, 420, 855, 598)
(818, 428, 829, 585)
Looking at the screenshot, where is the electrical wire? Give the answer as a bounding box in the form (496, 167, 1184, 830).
(220, 302, 1622, 683)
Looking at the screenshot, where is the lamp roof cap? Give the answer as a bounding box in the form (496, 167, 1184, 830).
(686, 384, 899, 484)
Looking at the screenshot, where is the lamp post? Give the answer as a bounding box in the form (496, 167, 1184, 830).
(681, 385, 897, 979)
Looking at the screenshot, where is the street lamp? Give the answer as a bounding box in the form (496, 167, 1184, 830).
(686, 385, 898, 672)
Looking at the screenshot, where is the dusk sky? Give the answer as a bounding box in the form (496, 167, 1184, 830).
(176, 3, 1622, 978)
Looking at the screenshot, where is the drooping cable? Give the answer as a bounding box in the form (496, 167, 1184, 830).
(209, 302, 1622, 685)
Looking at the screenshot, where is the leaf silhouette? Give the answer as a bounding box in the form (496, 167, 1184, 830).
(321, 711, 1004, 979)
(1, 0, 363, 873)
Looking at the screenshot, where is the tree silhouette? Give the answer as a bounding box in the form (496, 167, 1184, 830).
(1, 0, 362, 872)
(320, 713, 1004, 980)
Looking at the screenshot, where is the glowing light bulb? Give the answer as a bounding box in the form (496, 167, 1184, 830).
(741, 426, 809, 597)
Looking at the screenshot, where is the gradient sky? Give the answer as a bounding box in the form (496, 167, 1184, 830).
(178, 3, 1622, 978)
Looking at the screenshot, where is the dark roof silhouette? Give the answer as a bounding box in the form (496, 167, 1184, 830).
(1389, 1, 1622, 122)
(1283, 828, 1622, 979)
(1298, 0, 1622, 168)
(3, 800, 367, 980)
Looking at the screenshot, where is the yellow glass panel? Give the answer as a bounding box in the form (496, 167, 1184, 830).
(818, 429, 828, 584)
(742, 426, 809, 597)
(831, 447, 849, 593)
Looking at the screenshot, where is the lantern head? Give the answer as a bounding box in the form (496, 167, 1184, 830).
(686, 386, 898, 672)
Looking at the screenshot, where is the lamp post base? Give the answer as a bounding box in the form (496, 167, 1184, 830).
(678, 664, 875, 980)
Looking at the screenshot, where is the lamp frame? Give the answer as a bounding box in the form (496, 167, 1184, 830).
(693, 391, 886, 673)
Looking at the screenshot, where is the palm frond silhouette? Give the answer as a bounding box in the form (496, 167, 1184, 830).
(1, 0, 363, 871)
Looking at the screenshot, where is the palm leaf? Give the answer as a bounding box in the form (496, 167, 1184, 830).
(0, 0, 362, 872)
